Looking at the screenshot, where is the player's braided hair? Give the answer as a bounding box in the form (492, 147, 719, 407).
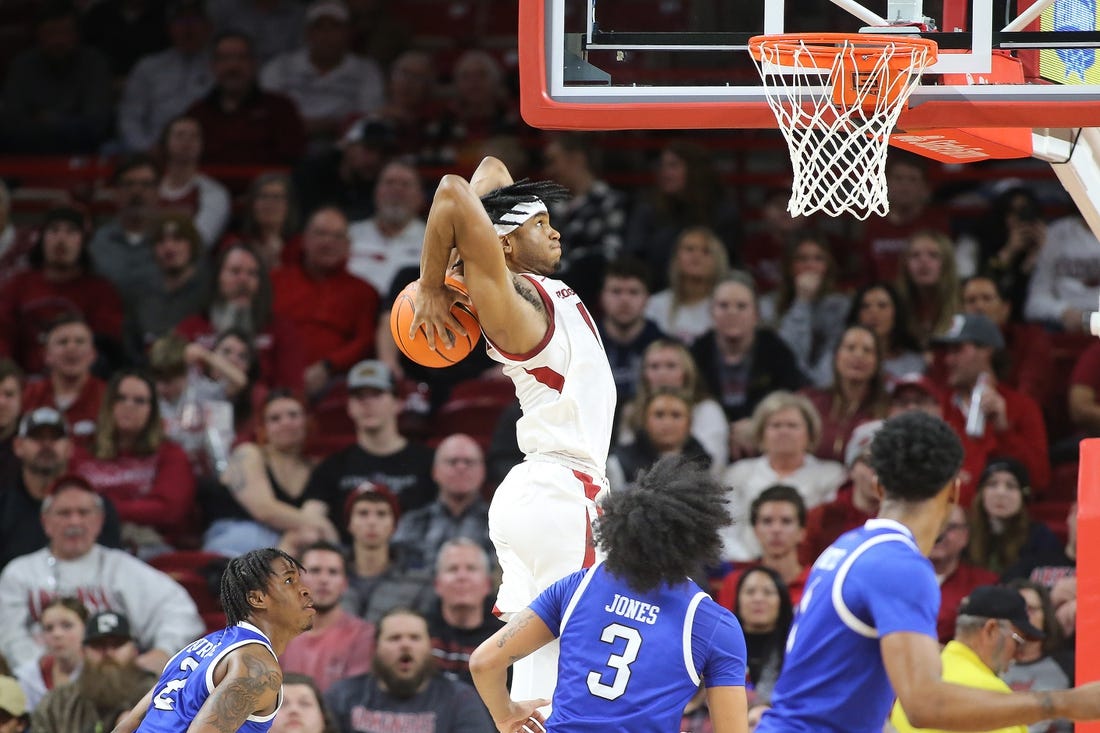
(479, 179, 570, 225)
(870, 411, 963, 503)
(594, 455, 730, 593)
(220, 548, 305, 626)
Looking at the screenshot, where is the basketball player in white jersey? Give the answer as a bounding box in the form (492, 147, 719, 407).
(412, 156, 616, 705)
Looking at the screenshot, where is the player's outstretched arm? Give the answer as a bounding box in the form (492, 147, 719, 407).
(884, 632, 1100, 729)
(469, 608, 554, 733)
(186, 645, 282, 733)
(110, 684, 156, 733)
(706, 686, 749, 733)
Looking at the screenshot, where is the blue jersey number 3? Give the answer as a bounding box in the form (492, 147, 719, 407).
(587, 623, 642, 700)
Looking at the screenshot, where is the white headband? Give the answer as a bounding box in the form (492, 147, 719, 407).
(492, 199, 548, 237)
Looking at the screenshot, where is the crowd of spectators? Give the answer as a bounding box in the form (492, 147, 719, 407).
(0, 0, 1093, 731)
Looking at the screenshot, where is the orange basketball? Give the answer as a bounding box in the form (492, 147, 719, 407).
(390, 277, 481, 368)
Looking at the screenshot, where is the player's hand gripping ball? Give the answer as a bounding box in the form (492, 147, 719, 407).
(390, 277, 481, 368)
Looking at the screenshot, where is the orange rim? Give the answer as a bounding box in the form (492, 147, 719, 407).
(748, 32, 939, 71)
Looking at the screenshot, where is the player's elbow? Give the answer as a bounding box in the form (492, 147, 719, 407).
(435, 174, 472, 202)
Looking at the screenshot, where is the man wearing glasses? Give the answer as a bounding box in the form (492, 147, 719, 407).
(891, 585, 1045, 733)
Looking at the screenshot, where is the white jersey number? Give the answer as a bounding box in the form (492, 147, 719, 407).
(586, 623, 642, 700)
(153, 656, 200, 711)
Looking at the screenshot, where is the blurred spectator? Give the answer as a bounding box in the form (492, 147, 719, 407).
(607, 389, 711, 491)
(209, 329, 264, 442)
(376, 50, 440, 157)
(716, 486, 810, 608)
(341, 483, 434, 623)
(897, 230, 960, 348)
(221, 173, 302, 270)
(853, 152, 951, 285)
(1024, 214, 1100, 333)
(177, 244, 305, 390)
(597, 258, 666, 408)
(324, 608, 493, 732)
(88, 155, 162, 298)
(0, 413, 123, 568)
(201, 391, 336, 557)
(1, 2, 112, 154)
(260, 0, 384, 150)
(760, 234, 850, 387)
(967, 457, 1062, 577)
(124, 213, 210, 363)
(932, 313, 1049, 504)
(185, 31, 306, 166)
(974, 185, 1047, 321)
(1002, 578, 1073, 733)
(347, 160, 426, 296)
(719, 391, 845, 562)
(645, 227, 729, 345)
(303, 360, 435, 528)
(690, 274, 806, 458)
(800, 420, 883, 563)
(0, 207, 124, 376)
(392, 435, 493, 569)
(271, 673, 340, 733)
(485, 401, 523, 489)
(21, 316, 106, 442)
(31, 610, 156, 733)
(0, 477, 203, 672)
(739, 187, 804, 295)
(887, 373, 942, 418)
(957, 275, 1054, 410)
(81, 0, 167, 78)
(427, 50, 521, 171)
(346, 0, 412, 67)
(148, 333, 242, 477)
(801, 325, 888, 463)
(617, 340, 728, 474)
(0, 181, 38, 291)
(157, 116, 230, 247)
(208, 0, 306, 64)
(72, 370, 196, 558)
(0, 678, 26, 733)
(0, 359, 22, 477)
(626, 141, 742, 292)
(426, 538, 501, 687)
(117, 0, 213, 153)
(295, 117, 389, 222)
(13, 596, 87, 710)
(931, 503, 999, 644)
(729, 566, 793, 708)
(1069, 340, 1100, 437)
(847, 281, 926, 379)
(542, 132, 628, 306)
(281, 541, 375, 692)
(271, 207, 379, 398)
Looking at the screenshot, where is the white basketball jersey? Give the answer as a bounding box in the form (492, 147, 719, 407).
(486, 274, 616, 473)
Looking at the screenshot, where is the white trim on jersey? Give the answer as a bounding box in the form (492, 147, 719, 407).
(559, 562, 602, 634)
(831, 530, 920, 639)
(682, 591, 709, 687)
(202, 623, 282, 723)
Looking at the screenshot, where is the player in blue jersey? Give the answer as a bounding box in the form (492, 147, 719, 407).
(111, 548, 316, 733)
(757, 411, 1100, 733)
(468, 456, 748, 733)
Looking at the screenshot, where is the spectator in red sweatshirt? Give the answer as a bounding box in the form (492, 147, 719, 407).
(72, 369, 194, 559)
(21, 315, 106, 444)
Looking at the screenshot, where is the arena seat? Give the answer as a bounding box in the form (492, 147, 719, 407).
(428, 377, 515, 449)
(149, 551, 229, 634)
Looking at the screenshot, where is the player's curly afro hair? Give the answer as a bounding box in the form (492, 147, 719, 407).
(479, 179, 570, 226)
(220, 547, 305, 625)
(870, 411, 963, 503)
(594, 455, 731, 593)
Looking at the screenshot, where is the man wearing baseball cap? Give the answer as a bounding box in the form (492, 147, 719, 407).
(891, 585, 1045, 733)
(0, 676, 28, 732)
(931, 313, 1049, 506)
(888, 373, 942, 418)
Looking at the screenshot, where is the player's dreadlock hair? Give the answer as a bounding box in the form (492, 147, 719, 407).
(220, 548, 305, 625)
(870, 411, 963, 503)
(479, 179, 570, 225)
(594, 455, 730, 594)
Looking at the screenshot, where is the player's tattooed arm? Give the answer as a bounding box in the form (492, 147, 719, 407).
(497, 608, 540, 662)
(191, 647, 282, 733)
(512, 276, 549, 323)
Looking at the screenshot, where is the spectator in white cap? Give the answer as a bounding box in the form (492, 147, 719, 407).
(261, 0, 384, 150)
(0, 676, 28, 733)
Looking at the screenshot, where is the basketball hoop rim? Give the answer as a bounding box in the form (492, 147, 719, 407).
(748, 33, 939, 69)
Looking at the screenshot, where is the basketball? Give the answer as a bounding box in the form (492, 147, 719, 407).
(390, 277, 481, 368)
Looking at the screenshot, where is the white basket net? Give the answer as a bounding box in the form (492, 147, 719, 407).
(749, 35, 936, 220)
